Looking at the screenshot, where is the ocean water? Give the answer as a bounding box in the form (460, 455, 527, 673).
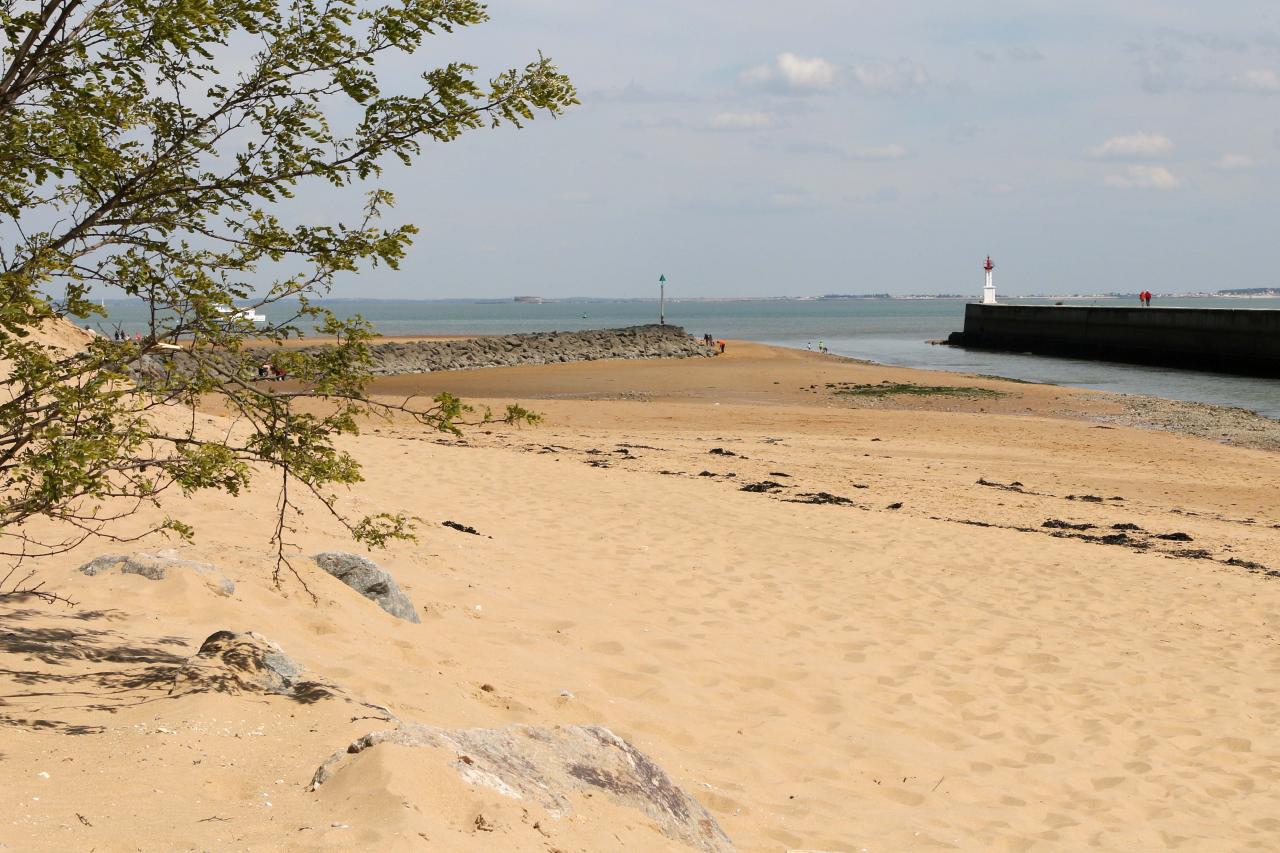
(93, 297, 1280, 418)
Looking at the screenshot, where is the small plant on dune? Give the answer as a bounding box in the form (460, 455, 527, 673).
(0, 0, 573, 593)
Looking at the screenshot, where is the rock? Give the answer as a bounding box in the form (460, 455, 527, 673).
(1042, 519, 1095, 531)
(242, 325, 712, 379)
(78, 550, 234, 596)
(170, 630, 333, 700)
(313, 552, 420, 623)
(311, 722, 732, 852)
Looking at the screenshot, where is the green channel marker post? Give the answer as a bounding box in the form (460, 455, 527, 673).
(659, 274, 667, 325)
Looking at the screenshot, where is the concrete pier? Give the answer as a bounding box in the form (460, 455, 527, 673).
(949, 304, 1280, 377)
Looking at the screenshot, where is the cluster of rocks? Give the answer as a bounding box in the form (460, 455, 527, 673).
(130, 325, 713, 385)
(74, 546, 733, 849)
(1094, 393, 1280, 452)
(273, 324, 713, 377)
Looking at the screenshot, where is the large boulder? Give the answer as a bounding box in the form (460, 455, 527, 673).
(78, 550, 234, 596)
(311, 722, 732, 852)
(313, 552, 420, 623)
(170, 630, 333, 701)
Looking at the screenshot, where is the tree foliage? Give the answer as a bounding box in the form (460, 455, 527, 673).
(0, 0, 574, 582)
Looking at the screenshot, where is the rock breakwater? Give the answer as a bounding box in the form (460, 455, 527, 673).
(132, 325, 712, 384)
(332, 324, 712, 376)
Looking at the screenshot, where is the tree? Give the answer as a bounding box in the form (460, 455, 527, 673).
(0, 0, 576, 592)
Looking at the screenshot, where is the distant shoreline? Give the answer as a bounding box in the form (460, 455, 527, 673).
(94, 293, 1280, 306)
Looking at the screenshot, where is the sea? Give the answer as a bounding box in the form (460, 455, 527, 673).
(95, 297, 1280, 419)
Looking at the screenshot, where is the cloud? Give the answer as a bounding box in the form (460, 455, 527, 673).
(707, 111, 774, 131)
(1006, 46, 1045, 62)
(1162, 31, 1249, 53)
(848, 144, 909, 160)
(1213, 153, 1256, 170)
(848, 186, 901, 205)
(777, 53, 836, 88)
(741, 53, 836, 92)
(1104, 165, 1181, 190)
(851, 60, 929, 95)
(1088, 133, 1174, 159)
(592, 83, 695, 105)
(778, 141, 908, 161)
(1231, 68, 1280, 93)
(978, 47, 1042, 63)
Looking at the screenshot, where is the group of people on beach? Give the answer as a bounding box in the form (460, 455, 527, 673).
(1138, 290, 1154, 307)
(702, 333, 726, 353)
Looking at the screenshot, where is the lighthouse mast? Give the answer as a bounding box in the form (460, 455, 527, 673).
(982, 256, 997, 304)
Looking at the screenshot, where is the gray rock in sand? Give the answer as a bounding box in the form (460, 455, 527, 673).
(169, 630, 335, 701)
(311, 722, 732, 852)
(78, 550, 235, 596)
(313, 552, 420, 623)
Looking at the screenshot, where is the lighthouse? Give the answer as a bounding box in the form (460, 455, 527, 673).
(982, 256, 997, 304)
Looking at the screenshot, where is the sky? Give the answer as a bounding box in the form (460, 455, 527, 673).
(319, 1, 1280, 298)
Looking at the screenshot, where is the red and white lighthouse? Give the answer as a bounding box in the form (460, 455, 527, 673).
(982, 255, 997, 304)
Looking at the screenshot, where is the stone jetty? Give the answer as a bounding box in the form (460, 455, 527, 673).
(132, 324, 713, 384)
(292, 324, 713, 376)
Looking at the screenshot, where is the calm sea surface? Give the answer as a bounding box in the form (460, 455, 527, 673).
(96, 297, 1280, 418)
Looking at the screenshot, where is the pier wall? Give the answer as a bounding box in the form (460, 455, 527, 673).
(950, 304, 1280, 377)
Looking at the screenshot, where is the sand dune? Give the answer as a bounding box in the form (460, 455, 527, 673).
(1, 342, 1278, 851)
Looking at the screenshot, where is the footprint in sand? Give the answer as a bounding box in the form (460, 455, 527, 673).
(1092, 776, 1127, 790)
(878, 786, 925, 806)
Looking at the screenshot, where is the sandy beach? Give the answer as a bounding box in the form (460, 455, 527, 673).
(2, 341, 1278, 851)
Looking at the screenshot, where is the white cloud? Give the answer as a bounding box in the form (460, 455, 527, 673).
(741, 53, 836, 91)
(1104, 165, 1181, 190)
(739, 64, 776, 86)
(777, 53, 836, 89)
(707, 111, 774, 131)
(852, 61, 929, 95)
(1213, 153, 1256, 170)
(848, 144, 909, 160)
(1088, 133, 1174, 159)
(1231, 68, 1280, 93)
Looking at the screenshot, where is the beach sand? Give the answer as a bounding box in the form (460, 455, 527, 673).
(2, 342, 1278, 851)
